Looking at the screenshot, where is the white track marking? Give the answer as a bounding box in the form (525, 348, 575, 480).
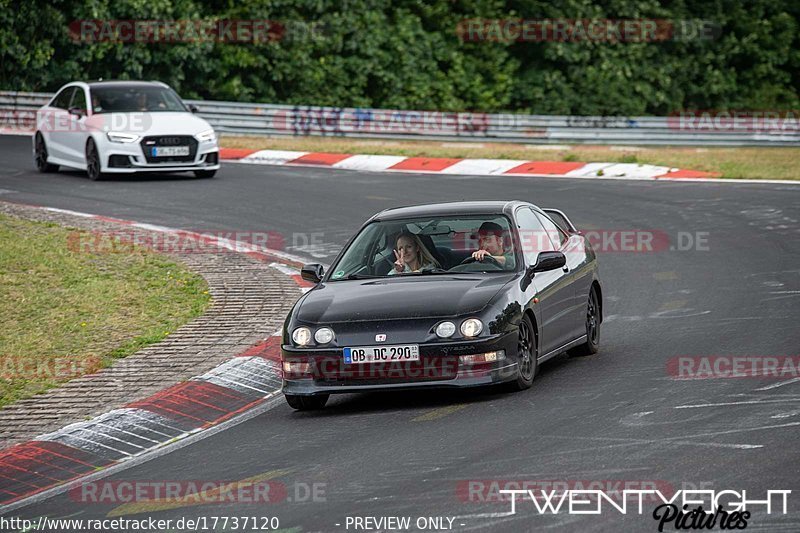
(754, 378, 800, 391)
(240, 150, 308, 165)
(332, 154, 406, 171)
(675, 399, 800, 409)
(440, 158, 527, 175)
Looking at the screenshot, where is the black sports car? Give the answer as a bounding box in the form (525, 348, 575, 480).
(281, 201, 602, 410)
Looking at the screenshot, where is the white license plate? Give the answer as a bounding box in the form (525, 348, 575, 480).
(344, 344, 420, 364)
(152, 146, 190, 157)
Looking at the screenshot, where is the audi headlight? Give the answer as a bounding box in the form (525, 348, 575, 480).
(460, 318, 484, 337)
(292, 327, 312, 346)
(195, 129, 217, 143)
(435, 321, 456, 338)
(106, 132, 139, 143)
(314, 327, 334, 344)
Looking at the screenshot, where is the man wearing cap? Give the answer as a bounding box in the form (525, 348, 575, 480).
(472, 221, 516, 268)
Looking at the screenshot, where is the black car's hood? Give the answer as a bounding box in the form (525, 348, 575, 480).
(296, 274, 516, 323)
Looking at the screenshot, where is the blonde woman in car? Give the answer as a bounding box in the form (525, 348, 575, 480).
(389, 231, 441, 274)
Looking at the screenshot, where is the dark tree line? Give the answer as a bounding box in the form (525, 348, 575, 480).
(2, 0, 798, 114)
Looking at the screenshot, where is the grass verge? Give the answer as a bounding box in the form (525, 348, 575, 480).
(222, 135, 799, 180)
(0, 214, 211, 407)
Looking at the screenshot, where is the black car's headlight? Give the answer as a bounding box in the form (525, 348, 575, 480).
(460, 318, 484, 338)
(292, 326, 312, 346)
(435, 321, 456, 338)
(314, 327, 335, 344)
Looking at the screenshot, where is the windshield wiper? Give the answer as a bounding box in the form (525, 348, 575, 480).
(346, 273, 383, 280)
(416, 268, 453, 275)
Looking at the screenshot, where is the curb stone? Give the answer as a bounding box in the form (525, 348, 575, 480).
(0, 201, 311, 507)
(218, 148, 800, 185)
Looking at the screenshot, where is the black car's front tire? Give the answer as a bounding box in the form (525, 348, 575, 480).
(509, 314, 537, 391)
(285, 393, 329, 411)
(568, 286, 600, 357)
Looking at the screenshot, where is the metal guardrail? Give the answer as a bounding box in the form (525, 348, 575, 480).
(1, 90, 798, 146)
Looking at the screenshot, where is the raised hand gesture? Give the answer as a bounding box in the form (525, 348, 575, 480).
(393, 248, 406, 272)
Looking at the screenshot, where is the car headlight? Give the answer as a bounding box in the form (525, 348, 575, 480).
(314, 327, 334, 344)
(292, 327, 312, 346)
(460, 318, 484, 337)
(106, 132, 139, 143)
(435, 321, 456, 338)
(195, 129, 217, 143)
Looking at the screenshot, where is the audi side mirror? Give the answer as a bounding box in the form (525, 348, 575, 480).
(188, 104, 199, 114)
(301, 263, 324, 283)
(68, 107, 86, 118)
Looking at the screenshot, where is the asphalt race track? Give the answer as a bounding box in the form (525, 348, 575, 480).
(1, 133, 799, 532)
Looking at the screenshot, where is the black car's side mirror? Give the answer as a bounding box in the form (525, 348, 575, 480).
(188, 104, 199, 114)
(301, 263, 324, 283)
(528, 251, 567, 276)
(68, 107, 86, 118)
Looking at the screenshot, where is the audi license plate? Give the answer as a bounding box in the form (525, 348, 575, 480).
(152, 146, 190, 157)
(344, 344, 420, 364)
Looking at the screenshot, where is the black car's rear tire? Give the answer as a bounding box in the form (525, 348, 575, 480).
(509, 314, 537, 391)
(194, 170, 217, 179)
(34, 133, 58, 173)
(285, 394, 329, 411)
(568, 286, 600, 357)
(85, 138, 105, 181)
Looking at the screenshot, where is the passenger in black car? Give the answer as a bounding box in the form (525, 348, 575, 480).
(389, 231, 441, 274)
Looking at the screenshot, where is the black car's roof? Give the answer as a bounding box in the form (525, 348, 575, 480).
(371, 201, 531, 221)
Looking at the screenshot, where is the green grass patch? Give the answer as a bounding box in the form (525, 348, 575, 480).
(223, 136, 800, 180)
(0, 215, 211, 407)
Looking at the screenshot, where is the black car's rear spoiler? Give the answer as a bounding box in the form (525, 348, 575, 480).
(543, 208, 579, 234)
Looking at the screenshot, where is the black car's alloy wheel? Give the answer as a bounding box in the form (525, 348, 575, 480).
(285, 394, 329, 411)
(85, 139, 104, 181)
(510, 314, 537, 390)
(35, 134, 58, 173)
(568, 286, 600, 357)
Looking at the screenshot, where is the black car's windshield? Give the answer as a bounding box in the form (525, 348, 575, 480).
(328, 215, 519, 281)
(90, 86, 188, 114)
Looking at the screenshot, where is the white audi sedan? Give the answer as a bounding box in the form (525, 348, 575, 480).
(33, 80, 220, 180)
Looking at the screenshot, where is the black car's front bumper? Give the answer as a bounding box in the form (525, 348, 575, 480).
(281, 331, 519, 396)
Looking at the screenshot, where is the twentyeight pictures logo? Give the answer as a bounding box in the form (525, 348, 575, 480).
(496, 489, 791, 531)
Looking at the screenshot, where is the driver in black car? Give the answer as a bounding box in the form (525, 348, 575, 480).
(471, 221, 516, 268)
